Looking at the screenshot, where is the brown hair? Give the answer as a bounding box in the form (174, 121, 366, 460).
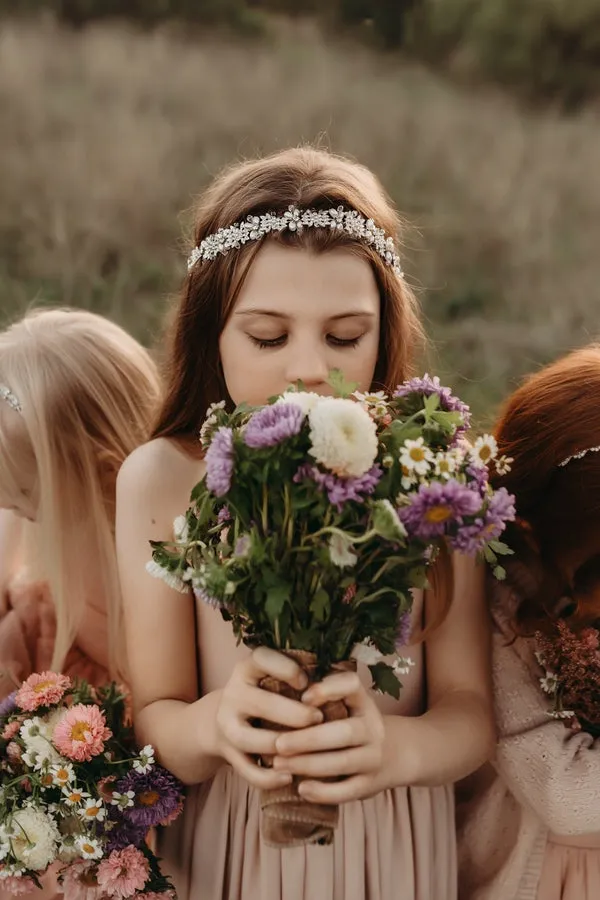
(492, 344, 600, 632)
(153, 146, 424, 442)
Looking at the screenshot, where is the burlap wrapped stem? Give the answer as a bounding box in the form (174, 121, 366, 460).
(258, 649, 356, 848)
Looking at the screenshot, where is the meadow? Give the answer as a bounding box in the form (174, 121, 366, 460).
(1, 16, 600, 421)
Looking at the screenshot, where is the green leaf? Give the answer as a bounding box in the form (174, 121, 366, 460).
(372, 500, 407, 543)
(493, 565, 507, 581)
(368, 662, 401, 700)
(488, 540, 514, 557)
(327, 368, 358, 398)
(265, 585, 289, 624)
(310, 589, 330, 623)
(423, 393, 441, 414)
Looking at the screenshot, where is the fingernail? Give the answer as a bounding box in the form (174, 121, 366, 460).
(302, 689, 316, 704)
(276, 772, 292, 785)
(310, 709, 323, 724)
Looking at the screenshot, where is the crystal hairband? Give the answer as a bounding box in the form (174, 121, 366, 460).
(558, 445, 600, 468)
(187, 205, 404, 277)
(0, 384, 22, 414)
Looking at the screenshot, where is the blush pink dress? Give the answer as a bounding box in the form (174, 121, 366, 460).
(158, 590, 457, 900)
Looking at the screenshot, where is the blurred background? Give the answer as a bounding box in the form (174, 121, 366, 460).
(1, 0, 599, 424)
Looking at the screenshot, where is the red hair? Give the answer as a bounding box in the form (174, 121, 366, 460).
(492, 344, 600, 631)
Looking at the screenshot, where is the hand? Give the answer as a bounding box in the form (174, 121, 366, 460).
(215, 647, 324, 790)
(272, 669, 388, 803)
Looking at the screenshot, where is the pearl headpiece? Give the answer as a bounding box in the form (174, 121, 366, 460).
(187, 205, 403, 277)
(0, 384, 21, 414)
(558, 445, 600, 468)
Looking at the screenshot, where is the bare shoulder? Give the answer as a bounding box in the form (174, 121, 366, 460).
(117, 438, 205, 539)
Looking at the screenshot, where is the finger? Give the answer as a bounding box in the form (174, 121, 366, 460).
(301, 672, 365, 710)
(240, 686, 323, 730)
(273, 746, 379, 779)
(225, 722, 281, 756)
(241, 647, 308, 691)
(298, 773, 377, 804)
(274, 718, 363, 757)
(225, 747, 294, 791)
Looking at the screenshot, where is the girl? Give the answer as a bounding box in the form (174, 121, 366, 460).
(457, 345, 600, 899)
(0, 307, 161, 691)
(116, 146, 495, 900)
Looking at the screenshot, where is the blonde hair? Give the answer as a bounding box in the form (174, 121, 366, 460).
(0, 309, 161, 679)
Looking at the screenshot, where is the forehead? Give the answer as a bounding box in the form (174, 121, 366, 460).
(234, 243, 380, 318)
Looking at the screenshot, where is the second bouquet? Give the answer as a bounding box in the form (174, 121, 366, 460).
(148, 372, 515, 848)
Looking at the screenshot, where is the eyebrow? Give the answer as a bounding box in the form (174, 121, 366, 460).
(234, 309, 376, 321)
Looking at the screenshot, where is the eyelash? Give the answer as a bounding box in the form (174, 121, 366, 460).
(250, 335, 363, 350)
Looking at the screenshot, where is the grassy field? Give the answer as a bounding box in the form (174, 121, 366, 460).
(1, 16, 600, 422)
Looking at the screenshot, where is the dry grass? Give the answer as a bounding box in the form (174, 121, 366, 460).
(1, 16, 600, 419)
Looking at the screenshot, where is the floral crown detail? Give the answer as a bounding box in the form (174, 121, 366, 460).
(0, 384, 22, 414)
(558, 444, 600, 468)
(187, 204, 404, 277)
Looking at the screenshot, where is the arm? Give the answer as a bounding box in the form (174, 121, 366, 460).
(272, 553, 495, 800)
(115, 440, 324, 788)
(0, 510, 23, 613)
(490, 628, 600, 835)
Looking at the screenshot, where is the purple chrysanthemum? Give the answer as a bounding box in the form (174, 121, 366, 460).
(0, 691, 17, 717)
(451, 520, 488, 555)
(399, 479, 482, 540)
(193, 585, 221, 608)
(205, 427, 234, 496)
(452, 487, 516, 553)
(103, 818, 147, 852)
(115, 768, 184, 830)
(294, 463, 383, 511)
(466, 463, 489, 496)
(395, 612, 412, 650)
(394, 374, 471, 435)
(243, 403, 305, 449)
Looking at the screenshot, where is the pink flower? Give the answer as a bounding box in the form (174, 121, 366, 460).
(15, 672, 71, 712)
(159, 798, 184, 826)
(6, 741, 22, 763)
(137, 893, 175, 900)
(60, 861, 104, 900)
(0, 874, 36, 895)
(98, 776, 118, 803)
(97, 847, 150, 899)
(53, 704, 112, 762)
(2, 720, 21, 741)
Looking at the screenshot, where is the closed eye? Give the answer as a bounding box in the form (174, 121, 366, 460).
(248, 334, 364, 350)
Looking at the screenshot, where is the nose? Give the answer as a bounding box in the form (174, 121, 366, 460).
(284, 341, 330, 389)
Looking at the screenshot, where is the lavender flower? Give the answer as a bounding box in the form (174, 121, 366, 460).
(452, 487, 515, 552)
(243, 403, 304, 449)
(399, 480, 481, 540)
(104, 818, 147, 852)
(115, 768, 184, 829)
(466, 463, 489, 496)
(396, 612, 412, 650)
(294, 464, 383, 511)
(0, 691, 17, 717)
(451, 521, 488, 555)
(394, 374, 471, 435)
(205, 427, 234, 496)
(217, 506, 231, 524)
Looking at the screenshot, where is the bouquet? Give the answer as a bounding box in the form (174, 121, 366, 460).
(0, 672, 184, 898)
(536, 620, 600, 737)
(148, 372, 515, 847)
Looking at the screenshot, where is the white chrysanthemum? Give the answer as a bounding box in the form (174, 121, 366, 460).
(328, 533, 358, 568)
(75, 836, 103, 860)
(351, 641, 383, 667)
(308, 398, 378, 477)
(145, 560, 189, 594)
(434, 450, 460, 480)
(399, 438, 433, 476)
(173, 515, 189, 543)
(10, 807, 60, 871)
(470, 434, 498, 468)
(277, 390, 322, 416)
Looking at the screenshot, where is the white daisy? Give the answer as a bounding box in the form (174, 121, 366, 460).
(399, 438, 433, 476)
(172, 515, 189, 543)
(470, 434, 498, 468)
(434, 450, 460, 480)
(133, 745, 155, 774)
(75, 836, 103, 861)
(392, 656, 415, 677)
(77, 799, 106, 823)
(308, 398, 378, 477)
(540, 672, 558, 695)
(50, 763, 75, 788)
(495, 455, 513, 476)
(62, 787, 90, 807)
(110, 790, 135, 809)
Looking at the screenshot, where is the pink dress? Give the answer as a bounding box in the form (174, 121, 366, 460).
(158, 591, 457, 900)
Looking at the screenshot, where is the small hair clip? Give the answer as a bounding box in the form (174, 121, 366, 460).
(0, 383, 22, 414)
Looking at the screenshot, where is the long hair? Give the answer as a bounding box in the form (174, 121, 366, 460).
(492, 344, 600, 631)
(153, 146, 452, 628)
(0, 309, 161, 678)
(153, 146, 424, 442)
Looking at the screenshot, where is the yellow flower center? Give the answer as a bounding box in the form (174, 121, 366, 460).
(409, 448, 425, 462)
(438, 460, 450, 472)
(56, 768, 69, 782)
(69, 792, 82, 803)
(85, 806, 101, 818)
(138, 790, 160, 807)
(478, 445, 492, 462)
(81, 843, 95, 855)
(33, 680, 54, 693)
(425, 505, 453, 524)
(70, 722, 90, 742)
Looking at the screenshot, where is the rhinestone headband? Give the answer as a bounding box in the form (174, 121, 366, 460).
(558, 445, 600, 468)
(0, 384, 22, 414)
(187, 205, 403, 277)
